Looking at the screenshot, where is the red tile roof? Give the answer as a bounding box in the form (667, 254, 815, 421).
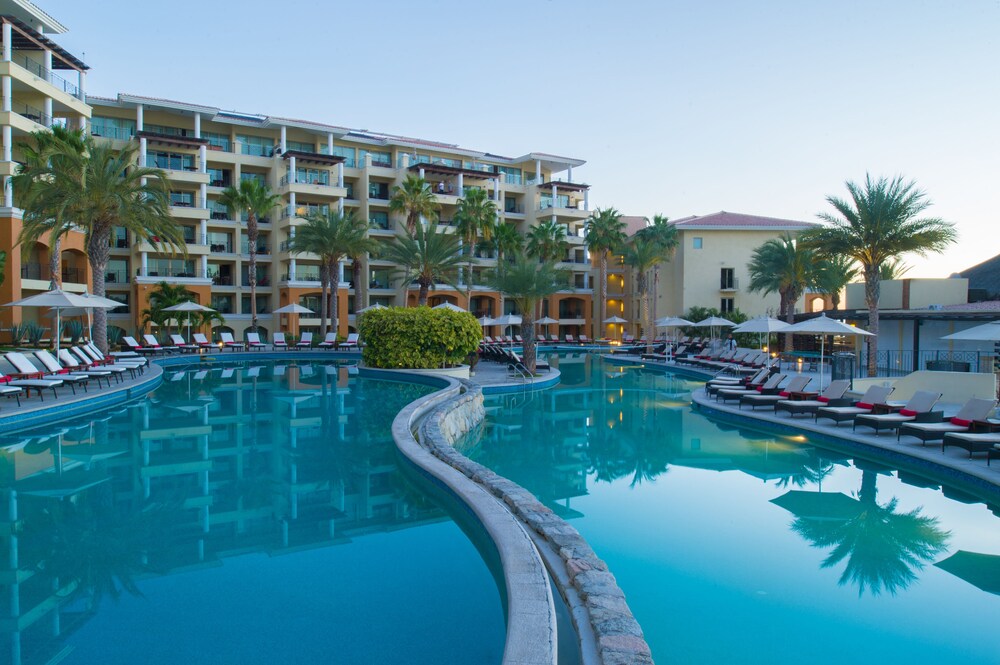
(670, 211, 815, 229)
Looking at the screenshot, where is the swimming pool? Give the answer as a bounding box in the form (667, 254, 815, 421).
(463, 354, 1000, 664)
(0, 360, 505, 665)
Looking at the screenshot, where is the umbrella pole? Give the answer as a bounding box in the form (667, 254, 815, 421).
(55, 309, 61, 353)
(820, 335, 826, 391)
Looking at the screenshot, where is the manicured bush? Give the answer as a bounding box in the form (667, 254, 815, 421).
(358, 306, 482, 369)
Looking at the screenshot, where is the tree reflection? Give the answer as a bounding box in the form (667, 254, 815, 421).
(791, 469, 950, 596)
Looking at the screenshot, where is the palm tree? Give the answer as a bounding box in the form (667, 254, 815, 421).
(140, 281, 195, 338)
(454, 187, 497, 294)
(486, 253, 569, 373)
(346, 223, 379, 316)
(219, 179, 280, 334)
(802, 175, 957, 376)
(289, 210, 373, 335)
(381, 222, 463, 305)
(879, 258, 912, 281)
(635, 214, 676, 323)
(525, 219, 568, 263)
(490, 222, 523, 318)
(12, 126, 88, 289)
(585, 207, 627, 339)
(815, 255, 859, 310)
(622, 235, 675, 353)
(16, 136, 183, 352)
(747, 233, 821, 349)
(388, 174, 438, 235)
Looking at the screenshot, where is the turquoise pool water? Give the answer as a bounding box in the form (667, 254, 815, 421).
(463, 353, 1000, 664)
(0, 361, 505, 665)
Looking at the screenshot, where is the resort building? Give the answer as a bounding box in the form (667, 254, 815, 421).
(653, 211, 818, 320)
(0, 0, 91, 332)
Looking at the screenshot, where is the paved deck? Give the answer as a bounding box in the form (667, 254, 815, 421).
(469, 357, 561, 393)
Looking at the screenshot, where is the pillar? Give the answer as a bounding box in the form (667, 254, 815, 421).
(535, 159, 541, 183)
(584, 189, 590, 211)
(327, 133, 334, 155)
(136, 104, 144, 131)
(1, 22, 10, 61)
(457, 173, 464, 196)
(140, 252, 148, 275)
(289, 227, 296, 279)
(289, 155, 296, 184)
(568, 166, 573, 182)
(337, 162, 344, 187)
(280, 126, 287, 153)
(551, 184, 558, 208)
(78, 70, 86, 103)
(2, 125, 11, 206)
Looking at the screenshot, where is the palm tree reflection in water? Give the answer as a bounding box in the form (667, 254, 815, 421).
(790, 468, 950, 596)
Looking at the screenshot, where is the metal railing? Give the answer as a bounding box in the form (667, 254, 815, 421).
(20, 262, 83, 283)
(857, 349, 993, 376)
(105, 270, 130, 285)
(136, 267, 204, 279)
(11, 52, 80, 96)
(3, 98, 51, 126)
(283, 272, 321, 282)
(91, 125, 135, 141)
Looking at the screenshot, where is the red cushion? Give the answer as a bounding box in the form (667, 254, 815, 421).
(778, 391, 790, 398)
(899, 408, 918, 417)
(756, 386, 764, 393)
(58, 368, 70, 374)
(817, 396, 830, 403)
(857, 402, 874, 409)
(950, 417, 972, 427)
(0, 376, 10, 384)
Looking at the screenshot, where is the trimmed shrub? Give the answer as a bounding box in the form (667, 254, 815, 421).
(359, 306, 482, 369)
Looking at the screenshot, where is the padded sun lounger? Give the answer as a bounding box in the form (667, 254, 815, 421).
(853, 390, 943, 435)
(340, 333, 360, 348)
(144, 334, 178, 352)
(246, 332, 267, 350)
(193, 333, 216, 351)
(317, 332, 338, 348)
(942, 432, 1000, 458)
(7, 352, 87, 395)
(815, 385, 895, 424)
(220, 332, 243, 350)
(170, 334, 201, 352)
(715, 374, 786, 403)
(739, 375, 811, 410)
(273, 332, 289, 350)
(296, 332, 313, 349)
(32, 350, 108, 390)
(897, 398, 997, 444)
(774, 380, 851, 417)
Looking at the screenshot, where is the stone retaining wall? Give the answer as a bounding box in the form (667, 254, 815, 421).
(421, 381, 654, 665)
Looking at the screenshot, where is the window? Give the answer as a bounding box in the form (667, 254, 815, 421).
(499, 166, 522, 185)
(721, 268, 735, 290)
(720, 297, 734, 313)
(359, 149, 391, 168)
(369, 211, 390, 230)
(148, 150, 195, 171)
(202, 131, 231, 152)
(106, 291, 129, 311)
(692, 237, 703, 249)
(106, 259, 129, 285)
(90, 116, 135, 140)
(241, 295, 270, 314)
(241, 171, 266, 185)
(285, 139, 314, 153)
(237, 134, 274, 157)
(144, 123, 186, 137)
(170, 191, 195, 207)
(322, 144, 356, 168)
(368, 182, 390, 199)
(211, 294, 234, 313)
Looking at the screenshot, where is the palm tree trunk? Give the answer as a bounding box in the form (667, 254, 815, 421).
(418, 280, 430, 306)
(782, 291, 794, 352)
(330, 260, 340, 337)
(359, 252, 369, 311)
(639, 271, 651, 354)
(247, 215, 258, 332)
(864, 265, 880, 377)
(522, 302, 536, 374)
(318, 263, 329, 338)
(87, 229, 112, 352)
(351, 258, 363, 317)
(49, 236, 61, 290)
(598, 252, 608, 340)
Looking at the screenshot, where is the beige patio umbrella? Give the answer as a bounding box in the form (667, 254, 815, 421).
(273, 303, 315, 338)
(783, 314, 873, 389)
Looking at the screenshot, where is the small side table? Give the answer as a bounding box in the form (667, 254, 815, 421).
(969, 419, 1000, 433)
(787, 391, 819, 401)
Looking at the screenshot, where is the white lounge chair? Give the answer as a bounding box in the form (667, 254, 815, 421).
(317, 332, 338, 348)
(246, 332, 267, 350)
(192, 333, 216, 351)
(32, 350, 109, 390)
(815, 385, 895, 424)
(60, 348, 130, 382)
(296, 332, 313, 349)
(123, 336, 157, 355)
(144, 334, 178, 352)
(220, 332, 243, 351)
(272, 332, 289, 350)
(340, 333, 360, 349)
(7, 351, 89, 395)
(897, 397, 997, 444)
(170, 334, 201, 352)
(739, 375, 812, 410)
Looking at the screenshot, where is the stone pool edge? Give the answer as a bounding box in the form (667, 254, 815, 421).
(414, 377, 654, 665)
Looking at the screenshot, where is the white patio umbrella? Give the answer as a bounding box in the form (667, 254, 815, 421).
(942, 321, 1000, 374)
(604, 315, 629, 343)
(163, 301, 217, 343)
(535, 316, 557, 341)
(478, 315, 495, 326)
(492, 314, 522, 344)
(783, 314, 873, 389)
(693, 316, 735, 348)
(356, 303, 387, 314)
(4, 288, 96, 352)
(655, 316, 694, 328)
(732, 316, 791, 350)
(273, 302, 315, 338)
(432, 302, 466, 313)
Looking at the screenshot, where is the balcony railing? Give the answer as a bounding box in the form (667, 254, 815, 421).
(105, 269, 130, 285)
(241, 276, 272, 287)
(4, 98, 51, 126)
(208, 273, 233, 286)
(91, 126, 135, 141)
(20, 262, 84, 283)
(109, 236, 130, 249)
(136, 267, 204, 279)
(11, 53, 80, 97)
(240, 244, 270, 256)
(504, 204, 525, 214)
(208, 241, 234, 253)
(280, 174, 331, 187)
(146, 155, 198, 172)
(282, 272, 321, 282)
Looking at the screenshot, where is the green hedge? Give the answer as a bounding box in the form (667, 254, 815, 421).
(358, 306, 482, 369)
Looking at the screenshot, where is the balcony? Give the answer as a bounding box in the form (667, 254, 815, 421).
(9, 52, 79, 97)
(135, 267, 210, 283)
(1, 97, 52, 129)
(282, 272, 321, 284)
(20, 262, 85, 284)
(169, 203, 209, 220)
(720, 276, 739, 292)
(145, 156, 209, 185)
(278, 174, 347, 199)
(104, 269, 130, 286)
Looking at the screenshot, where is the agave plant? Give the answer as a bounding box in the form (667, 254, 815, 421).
(24, 321, 45, 347)
(106, 325, 125, 347)
(63, 319, 84, 344)
(8, 322, 28, 346)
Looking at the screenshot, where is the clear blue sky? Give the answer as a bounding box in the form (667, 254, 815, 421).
(45, 0, 999, 278)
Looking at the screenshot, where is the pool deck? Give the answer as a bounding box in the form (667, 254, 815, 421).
(468, 360, 561, 394)
(609, 352, 1000, 501)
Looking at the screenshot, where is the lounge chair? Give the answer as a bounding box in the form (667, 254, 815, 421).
(61, 348, 131, 382)
(81, 344, 146, 373)
(123, 336, 157, 355)
(815, 385, 895, 424)
(941, 431, 1000, 458)
(705, 367, 771, 394)
(144, 334, 178, 352)
(897, 397, 997, 444)
(318, 332, 338, 348)
(193, 333, 216, 351)
(33, 350, 110, 389)
(579, 334, 590, 344)
(340, 333, 360, 349)
(0, 380, 22, 406)
(7, 351, 89, 395)
(565, 335, 576, 344)
(482, 336, 495, 345)
(220, 332, 244, 351)
(272, 332, 289, 350)
(246, 332, 267, 350)
(296, 332, 313, 349)
(853, 390, 943, 435)
(715, 373, 786, 403)
(0, 361, 64, 400)
(739, 375, 812, 410)
(170, 334, 201, 353)
(774, 380, 851, 417)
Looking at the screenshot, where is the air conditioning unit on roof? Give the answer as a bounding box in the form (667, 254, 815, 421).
(928, 304, 943, 311)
